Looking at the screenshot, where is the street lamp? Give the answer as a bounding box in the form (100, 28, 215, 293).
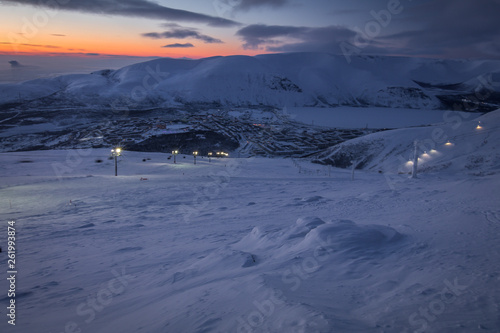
(193, 151, 198, 165)
(111, 147, 122, 176)
(208, 152, 212, 162)
(172, 150, 178, 164)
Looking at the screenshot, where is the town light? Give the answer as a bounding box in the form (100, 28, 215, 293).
(111, 147, 122, 176)
(476, 121, 483, 130)
(172, 150, 179, 164)
(193, 151, 198, 165)
(208, 152, 212, 162)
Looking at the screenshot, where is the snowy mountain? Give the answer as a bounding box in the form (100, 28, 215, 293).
(1, 53, 499, 109)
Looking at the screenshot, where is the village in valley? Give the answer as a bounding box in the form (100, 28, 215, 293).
(0, 106, 379, 158)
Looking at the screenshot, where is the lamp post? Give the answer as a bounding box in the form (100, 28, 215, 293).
(172, 150, 178, 164)
(193, 151, 198, 165)
(208, 152, 212, 162)
(111, 147, 122, 176)
(411, 140, 419, 179)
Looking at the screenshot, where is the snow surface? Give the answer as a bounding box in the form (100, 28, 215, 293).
(1, 109, 500, 332)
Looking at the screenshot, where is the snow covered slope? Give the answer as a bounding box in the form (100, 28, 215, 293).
(0, 146, 499, 332)
(314, 109, 500, 177)
(1, 53, 499, 108)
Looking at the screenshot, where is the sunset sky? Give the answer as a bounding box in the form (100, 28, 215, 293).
(0, 0, 499, 81)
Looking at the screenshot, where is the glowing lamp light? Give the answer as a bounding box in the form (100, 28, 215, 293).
(111, 147, 122, 176)
(476, 121, 483, 130)
(430, 149, 438, 155)
(445, 141, 454, 147)
(111, 147, 122, 156)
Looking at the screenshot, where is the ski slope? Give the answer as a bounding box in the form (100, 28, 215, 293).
(1, 125, 499, 332)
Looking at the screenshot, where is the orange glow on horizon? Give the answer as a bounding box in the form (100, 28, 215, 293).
(0, 38, 262, 59)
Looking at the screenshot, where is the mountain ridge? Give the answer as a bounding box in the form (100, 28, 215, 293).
(1, 52, 499, 110)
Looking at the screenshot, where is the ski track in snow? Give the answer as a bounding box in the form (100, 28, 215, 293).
(0, 147, 499, 333)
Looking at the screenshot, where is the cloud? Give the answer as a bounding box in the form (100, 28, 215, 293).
(240, 0, 290, 9)
(143, 27, 223, 44)
(3, 0, 239, 27)
(8, 60, 23, 68)
(236, 0, 500, 60)
(236, 24, 356, 52)
(229, 0, 290, 10)
(0, 42, 61, 49)
(376, 0, 500, 59)
(162, 43, 195, 48)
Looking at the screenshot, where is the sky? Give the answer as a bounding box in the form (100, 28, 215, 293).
(0, 0, 499, 82)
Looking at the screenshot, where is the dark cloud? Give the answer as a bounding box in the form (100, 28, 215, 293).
(236, 24, 356, 52)
(235, 0, 290, 10)
(236, 0, 500, 60)
(376, 0, 500, 59)
(143, 27, 223, 44)
(162, 43, 195, 48)
(8, 60, 23, 68)
(3, 0, 238, 27)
